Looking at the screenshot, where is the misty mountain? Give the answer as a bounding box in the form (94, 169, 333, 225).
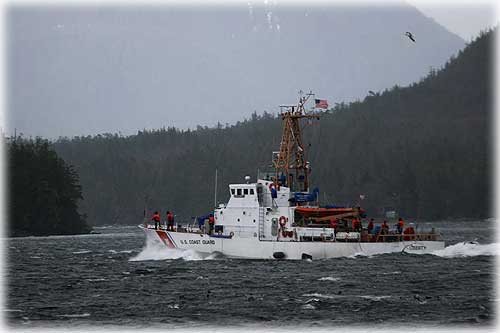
(52, 28, 493, 225)
(8, 3, 465, 138)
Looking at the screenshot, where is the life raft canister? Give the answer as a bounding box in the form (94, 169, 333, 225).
(279, 216, 287, 227)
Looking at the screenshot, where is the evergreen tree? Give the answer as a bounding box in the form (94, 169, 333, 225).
(8, 137, 91, 236)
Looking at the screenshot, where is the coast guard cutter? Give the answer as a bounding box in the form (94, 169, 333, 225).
(139, 92, 445, 259)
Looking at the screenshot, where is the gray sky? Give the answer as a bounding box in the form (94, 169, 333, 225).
(4, 0, 497, 139)
(408, 0, 497, 41)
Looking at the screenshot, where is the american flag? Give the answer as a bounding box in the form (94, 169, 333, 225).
(315, 99, 329, 109)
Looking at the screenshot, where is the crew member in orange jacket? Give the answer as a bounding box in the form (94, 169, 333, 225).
(330, 218, 338, 233)
(352, 217, 362, 232)
(208, 215, 215, 234)
(152, 211, 161, 230)
(166, 211, 174, 231)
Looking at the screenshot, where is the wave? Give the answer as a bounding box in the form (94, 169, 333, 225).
(303, 293, 391, 301)
(359, 295, 392, 301)
(57, 313, 91, 318)
(302, 293, 342, 299)
(348, 252, 371, 258)
(318, 276, 341, 282)
(108, 249, 135, 254)
(432, 242, 498, 258)
(72, 250, 92, 254)
(129, 238, 217, 261)
(93, 225, 138, 229)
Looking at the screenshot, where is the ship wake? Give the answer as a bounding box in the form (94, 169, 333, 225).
(129, 238, 219, 261)
(431, 242, 498, 258)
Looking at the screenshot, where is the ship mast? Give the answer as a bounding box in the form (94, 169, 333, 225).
(273, 91, 318, 192)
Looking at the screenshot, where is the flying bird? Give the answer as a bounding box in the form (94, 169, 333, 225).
(405, 31, 416, 42)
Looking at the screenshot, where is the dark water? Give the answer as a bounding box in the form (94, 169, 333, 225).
(4, 220, 497, 330)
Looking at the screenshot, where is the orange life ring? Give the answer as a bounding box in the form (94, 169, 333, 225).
(279, 216, 287, 227)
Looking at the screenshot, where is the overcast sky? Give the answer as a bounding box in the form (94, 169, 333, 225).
(3, 0, 498, 139)
(407, 0, 497, 41)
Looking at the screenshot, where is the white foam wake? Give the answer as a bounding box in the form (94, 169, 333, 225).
(318, 276, 341, 282)
(432, 242, 498, 258)
(129, 238, 216, 261)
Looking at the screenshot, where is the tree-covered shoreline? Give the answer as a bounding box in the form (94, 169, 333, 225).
(7, 138, 91, 237)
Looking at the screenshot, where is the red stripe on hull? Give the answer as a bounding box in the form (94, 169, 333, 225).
(156, 230, 175, 248)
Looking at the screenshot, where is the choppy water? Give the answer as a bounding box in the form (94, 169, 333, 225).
(4, 220, 497, 330)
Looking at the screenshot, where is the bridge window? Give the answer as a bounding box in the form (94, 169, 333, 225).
(250, 189, 255, 195)
(231, 189, 235, 195)
(237, 188, 242, 196)
(244, 189, 249, 195)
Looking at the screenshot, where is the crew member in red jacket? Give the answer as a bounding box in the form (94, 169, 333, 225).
(208, 215, 215, 234)
(166, 211, 174, 231)
(151, 211, 161, 230)
(330, 218, 338, 235)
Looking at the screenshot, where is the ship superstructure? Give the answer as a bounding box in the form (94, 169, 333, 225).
(140, 92, 444, 259)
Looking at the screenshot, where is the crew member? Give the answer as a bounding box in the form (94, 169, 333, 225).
(367, 218, 374, 234)
(208, 214, 215, 234)
(166, 211, 174, 231)
(270, 184, 278, 207)
(352, 217, 361, 232)
(198, 216, 205, 232)
(355, 218, 362, 232)
(330, 218, 338, 235)
(152, 211, 161, 230)
(397, 217, 404, 234)
(381, 220, 389, 235)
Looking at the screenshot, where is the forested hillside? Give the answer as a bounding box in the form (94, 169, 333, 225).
(8, 138, 91, 236)
(54, 29, 493, 225)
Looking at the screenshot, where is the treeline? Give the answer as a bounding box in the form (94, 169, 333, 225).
(53, 29, 493, 225)
(7, 138, 91, 236)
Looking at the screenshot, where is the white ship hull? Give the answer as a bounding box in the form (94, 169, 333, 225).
(140, 226, 445, 259)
